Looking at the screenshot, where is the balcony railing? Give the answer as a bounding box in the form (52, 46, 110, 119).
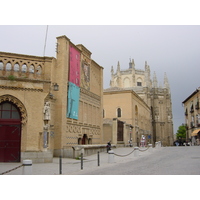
(0, 52, 53, 82)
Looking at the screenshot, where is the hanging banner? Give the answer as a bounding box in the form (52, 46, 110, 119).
(67, 82, 80, 120)
(69, 45, 80, 87)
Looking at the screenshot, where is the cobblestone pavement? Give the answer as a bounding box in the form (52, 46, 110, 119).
(1, 146, 200, 175)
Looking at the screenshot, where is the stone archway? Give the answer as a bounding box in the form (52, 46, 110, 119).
(0, 95, 27, 125)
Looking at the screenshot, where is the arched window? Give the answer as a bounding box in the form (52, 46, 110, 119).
(36, 65, 42, 75)
(29, 65, 35, 73)
(137, 78, 142, 86)
(185, 108, 188, 116)
(190, 104, 194, 113)
(14, 63, 20, 72)
(0, 102, 21, 119)
(6, 62, 12, 71)
(123, 77, 130, 87)
(78, 138, 82, 145)
(22, 64, 27, 73)
(117, 108, 121, 118)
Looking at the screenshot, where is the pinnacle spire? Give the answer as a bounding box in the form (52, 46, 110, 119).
(164, 72, 170, 90)
(111, 66, 114, 75)
(153, 71, 158, 88)
(132, 59, 135, 67)
(129, 58, 135, 69)
(117, 61, 120, 72)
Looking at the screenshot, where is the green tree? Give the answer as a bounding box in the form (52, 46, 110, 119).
(176, 125, 186, 139)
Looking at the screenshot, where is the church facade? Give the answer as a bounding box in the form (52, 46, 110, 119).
(0, 35, 103, 163)
(104, 59, 174, 146)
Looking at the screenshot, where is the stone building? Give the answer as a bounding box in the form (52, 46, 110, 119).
(104, 59, 174, 146)
(0, 35, 103, 163)
(182, 87, 200, 141)
(103, 89, 152, 147)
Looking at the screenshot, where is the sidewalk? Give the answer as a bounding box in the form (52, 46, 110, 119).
(0, 146, 159, 175)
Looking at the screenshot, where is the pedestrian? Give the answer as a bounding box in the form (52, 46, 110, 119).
(128, 138, 133, 147)
(107, 141, 111, 153)
(140, 135, 145, 147)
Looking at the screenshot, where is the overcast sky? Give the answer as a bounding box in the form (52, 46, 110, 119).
(0, 25, 200, 133)
(1, 0, 200, 192)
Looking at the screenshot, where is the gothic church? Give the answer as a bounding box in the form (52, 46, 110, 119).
(105, 59, 174, 146)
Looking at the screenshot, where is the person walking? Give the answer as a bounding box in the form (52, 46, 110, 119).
(107, 141, 111, 153)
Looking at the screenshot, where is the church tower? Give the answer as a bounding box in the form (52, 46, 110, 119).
(107, 59, 174, 146)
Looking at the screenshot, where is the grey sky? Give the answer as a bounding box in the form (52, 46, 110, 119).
(0, 25, 200, 134)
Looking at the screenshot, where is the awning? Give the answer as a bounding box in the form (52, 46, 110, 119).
(191, 129, 200, 136)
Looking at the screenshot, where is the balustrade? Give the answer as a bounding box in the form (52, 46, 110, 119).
(0, 57, 44, 80)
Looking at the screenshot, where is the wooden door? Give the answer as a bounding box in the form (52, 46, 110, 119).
(0, 124, 21, 162)
(81, 134, 87, 145)
(0, 102, 21, 162)
(117, 120, 124, 141)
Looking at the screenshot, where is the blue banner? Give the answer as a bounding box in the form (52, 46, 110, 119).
(67, 82, 80, 120)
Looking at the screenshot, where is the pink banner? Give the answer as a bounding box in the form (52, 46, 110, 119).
(69, 45, 80, 87)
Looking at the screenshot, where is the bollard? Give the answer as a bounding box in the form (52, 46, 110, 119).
(97, 151, 100, 166)
(158, 141, 160, 148)
(148, 144, 153, 152)
(155, 142, 158, 149)
(22, 160, 32, 175)
(134, 147, 139, 157)
(108, 150, 114, 163)
(81, 153, 83, 170)
(159, 141, 162, 147)
(59, 156, 62, 174)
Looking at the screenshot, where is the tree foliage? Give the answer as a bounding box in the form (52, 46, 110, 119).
(176, 125, 186, 139)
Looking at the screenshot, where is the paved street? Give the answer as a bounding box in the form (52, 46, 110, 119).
(1, 146, 200, 175)
(74, 146, 200, 175)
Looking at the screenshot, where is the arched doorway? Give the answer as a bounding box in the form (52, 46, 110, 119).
(82, 134, 88, 145)
(0, 101, 21, 162)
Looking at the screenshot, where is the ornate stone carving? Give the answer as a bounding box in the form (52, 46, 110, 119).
(43, 101, 51, 121)
(0, 85, 43, 92)
(81, 61, 90, 90)
(66, 124, 81, 133)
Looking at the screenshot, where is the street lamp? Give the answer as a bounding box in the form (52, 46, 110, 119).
(52, 83, 59, 91)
